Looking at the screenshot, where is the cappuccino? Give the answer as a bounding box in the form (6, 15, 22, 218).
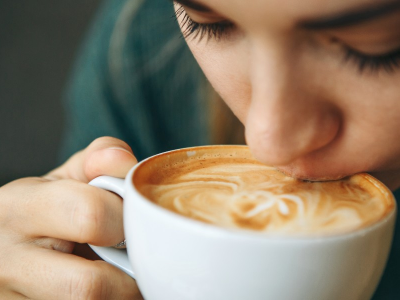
(135, 146, 394, 236)
(91, 145, 396, 300)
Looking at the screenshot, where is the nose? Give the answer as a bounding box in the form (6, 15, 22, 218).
(245, 44, 341, 166)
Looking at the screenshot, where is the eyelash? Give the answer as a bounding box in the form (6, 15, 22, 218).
(176, 6, 234, 41)
(176, 6, 400, 74)
(344, 47, 400, 73)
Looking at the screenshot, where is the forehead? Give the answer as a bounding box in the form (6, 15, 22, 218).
(202, 0, 386, 27)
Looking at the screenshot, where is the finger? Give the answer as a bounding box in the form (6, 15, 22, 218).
(47, 136, 138, 182)
(5, 178, 124, 246)
(8, 245, 141, 300)
(0, 291, 30, 300)
(33, 237, 74, 254)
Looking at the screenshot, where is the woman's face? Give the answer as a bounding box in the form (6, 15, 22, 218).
(174, 0, 400, 189)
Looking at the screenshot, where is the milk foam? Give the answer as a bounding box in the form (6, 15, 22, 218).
(139, 150, 393, 235)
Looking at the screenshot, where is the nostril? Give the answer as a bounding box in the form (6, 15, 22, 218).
(245, 127, 297, 165)
(245, 110, 341, 166)
(246, 132, 304, 166)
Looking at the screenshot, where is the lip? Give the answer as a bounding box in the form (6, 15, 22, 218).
(274, 163, 351, 182)
(246, 138, 355, 182)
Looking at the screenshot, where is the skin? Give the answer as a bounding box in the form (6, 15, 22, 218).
(176, 0, 400, 189)
(0, 137, 144, 299)
(1, 0, 400, 299)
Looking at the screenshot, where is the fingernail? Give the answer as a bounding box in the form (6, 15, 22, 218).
(107, 147, 135, 157)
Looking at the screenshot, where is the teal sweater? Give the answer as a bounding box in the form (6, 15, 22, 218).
(61, 0, 209, 162)
(61, 0, 400, 298)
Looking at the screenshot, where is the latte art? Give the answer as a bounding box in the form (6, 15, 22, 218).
(137, 147, 393, 235)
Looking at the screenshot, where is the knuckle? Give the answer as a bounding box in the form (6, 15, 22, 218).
(69, 266, 108, 300)
(69, 185, 106, 243)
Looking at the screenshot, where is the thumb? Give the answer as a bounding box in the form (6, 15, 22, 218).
(47, 137, 138, 182)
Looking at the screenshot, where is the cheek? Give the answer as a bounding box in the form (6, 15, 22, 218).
(186, 39, 252, 123)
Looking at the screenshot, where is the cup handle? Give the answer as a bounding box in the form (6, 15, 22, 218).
(89, 176, 125, 197)
(88, 176, 135, 278)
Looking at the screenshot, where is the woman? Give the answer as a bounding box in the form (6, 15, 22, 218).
(1, 0, 399, 298)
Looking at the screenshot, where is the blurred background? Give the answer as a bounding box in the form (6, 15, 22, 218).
(0, 0, 101, 186)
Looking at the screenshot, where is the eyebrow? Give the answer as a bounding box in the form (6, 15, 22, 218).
(172, 0, 212, 13)
(173, 0, 400, 30)
(301, 1, 400, 30)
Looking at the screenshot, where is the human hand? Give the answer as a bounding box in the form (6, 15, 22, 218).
(0, 137, 143, 299)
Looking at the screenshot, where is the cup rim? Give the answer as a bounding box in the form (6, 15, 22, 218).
(126, 145, 397, 242)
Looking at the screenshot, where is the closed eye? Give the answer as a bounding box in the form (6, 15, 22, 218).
(343, 45, 400, 73)
(175, 5, 235, 41)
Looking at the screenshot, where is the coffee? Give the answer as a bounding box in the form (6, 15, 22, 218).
(135, 146, 394, 236)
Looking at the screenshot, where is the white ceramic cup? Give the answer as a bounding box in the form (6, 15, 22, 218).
(89, 146, 396, 300)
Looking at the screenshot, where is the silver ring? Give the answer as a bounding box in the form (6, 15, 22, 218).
(113, 239, 126, 249)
